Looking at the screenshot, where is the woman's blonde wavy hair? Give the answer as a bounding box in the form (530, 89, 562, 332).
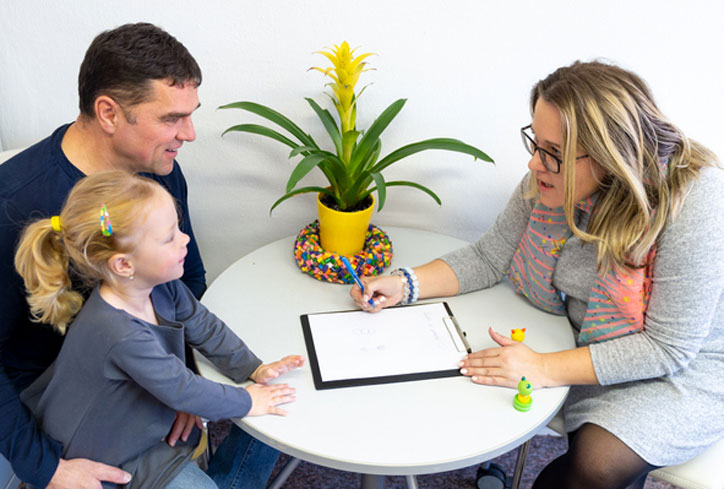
(529, 60, 719, 273)
(14, 170, 160, 334)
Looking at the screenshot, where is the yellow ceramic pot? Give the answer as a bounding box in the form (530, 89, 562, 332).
(317, 193, 374, 255)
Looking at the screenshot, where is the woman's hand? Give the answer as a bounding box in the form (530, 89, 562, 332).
(245, 383, 296, 416)
(350, 274, 404, 312)
(250, 355, 305, 384)
(458, 327, 549, 389)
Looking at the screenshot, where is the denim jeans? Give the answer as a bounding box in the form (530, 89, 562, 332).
(166, 462, 218, 489)
(205, 424, 280, 489)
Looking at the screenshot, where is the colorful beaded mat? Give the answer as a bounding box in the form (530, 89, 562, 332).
(293, 221, 394, 283)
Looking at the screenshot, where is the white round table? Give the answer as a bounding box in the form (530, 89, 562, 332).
(196, 227, 575, 487)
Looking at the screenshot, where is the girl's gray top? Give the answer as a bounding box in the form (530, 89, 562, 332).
(22, 280, 262, 488)
(441, 168, 724, 466)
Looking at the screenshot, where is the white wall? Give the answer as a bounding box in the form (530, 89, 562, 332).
(1, 1, 722, 282)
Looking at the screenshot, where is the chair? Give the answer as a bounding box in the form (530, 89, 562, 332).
(648, 437, 724, 489)
(488, 412, 724, 489)
(0, 455, 20, 489)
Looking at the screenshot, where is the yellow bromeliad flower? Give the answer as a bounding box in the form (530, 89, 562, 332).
(310, 41, 374, 163)
(221, 41, 493, 214)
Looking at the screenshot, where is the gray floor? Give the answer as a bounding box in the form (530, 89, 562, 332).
(209, 420, 676, 489)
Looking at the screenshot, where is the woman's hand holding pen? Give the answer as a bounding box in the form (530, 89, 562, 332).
(350, 275, 403, 312)
(458, 327, 548, 389)
(250, 355, 305, 384)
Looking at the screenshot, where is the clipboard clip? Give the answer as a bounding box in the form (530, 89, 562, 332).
(442, 316, 472, 353)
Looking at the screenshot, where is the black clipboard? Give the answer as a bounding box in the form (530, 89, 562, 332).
(301, 301, 471, 390)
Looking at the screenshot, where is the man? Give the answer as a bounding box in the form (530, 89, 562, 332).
(0, 23, 278, 489)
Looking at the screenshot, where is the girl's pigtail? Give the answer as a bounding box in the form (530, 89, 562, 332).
(14, 218, 84, 334)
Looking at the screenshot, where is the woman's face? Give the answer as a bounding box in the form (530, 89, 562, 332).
(527, 98, 604, 208)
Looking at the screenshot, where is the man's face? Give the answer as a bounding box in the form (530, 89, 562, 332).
(113, 79, 199, 175)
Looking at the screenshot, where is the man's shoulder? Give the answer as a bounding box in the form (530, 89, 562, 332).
(0, 125, 75, 201)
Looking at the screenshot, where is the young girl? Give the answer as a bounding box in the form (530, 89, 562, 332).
(15, 170, 304, 489)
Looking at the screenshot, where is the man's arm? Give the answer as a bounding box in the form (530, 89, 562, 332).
(1, 202, 133, 489)
(0, 364, 63, 486)
(0, 201, 64, 487)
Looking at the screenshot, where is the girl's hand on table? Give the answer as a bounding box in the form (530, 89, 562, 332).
(246, 383, 296, 416)
(458, 327, 549, 389)
(250, 355, 305, 384)
(350, 275, 404, 312)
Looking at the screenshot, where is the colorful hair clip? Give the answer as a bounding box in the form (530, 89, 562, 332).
(100, 204, 113, 237)
(50, 215, 62, 232)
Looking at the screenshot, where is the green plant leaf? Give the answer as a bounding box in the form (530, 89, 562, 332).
(372, 138, 494, 173)
(317, 152, 348, 184)
(382, 180, 442, 205)
(286, 154, 327, 193)
(370, 172, 386, 211)
(354, 138, 382, 179)
(341, 130, 359, 164)
(222, 124, 299, 149)
(289, 145, 317, 158)
(219, 101, 318, 149)
(305, 98, 342, 156)
(350, 98, 406, 172)
(270, 186, 332, 214)
(339, 170, 372, 208)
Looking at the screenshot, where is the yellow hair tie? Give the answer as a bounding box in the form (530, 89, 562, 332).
(50, 216, 62, 232)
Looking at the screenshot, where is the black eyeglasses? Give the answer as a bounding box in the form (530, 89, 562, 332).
(520, 125, 589, 174)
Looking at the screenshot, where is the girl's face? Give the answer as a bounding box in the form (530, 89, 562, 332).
(527, 98, 604, 208)
(127, 187, 190, 287)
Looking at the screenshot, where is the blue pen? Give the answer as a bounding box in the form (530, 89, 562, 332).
(341, 256, 376, 307)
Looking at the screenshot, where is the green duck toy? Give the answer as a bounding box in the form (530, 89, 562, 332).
(513, 376, 533, 412)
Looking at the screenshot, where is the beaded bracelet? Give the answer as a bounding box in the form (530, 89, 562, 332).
(391, 267, 419, 305)
(391, 269, 409, 304)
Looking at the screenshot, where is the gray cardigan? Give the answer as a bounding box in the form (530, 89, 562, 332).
(441, 168, 724, 466)
(22, 280, 262, 488)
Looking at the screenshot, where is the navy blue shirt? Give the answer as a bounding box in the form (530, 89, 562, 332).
(0, 124, 207, 487)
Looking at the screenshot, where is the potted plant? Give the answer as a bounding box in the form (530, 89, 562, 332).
(220, 41, 493, 255)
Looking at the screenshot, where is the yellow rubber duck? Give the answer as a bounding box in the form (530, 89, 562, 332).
(511, 328, 526, 342)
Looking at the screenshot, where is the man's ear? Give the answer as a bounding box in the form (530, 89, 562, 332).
(107, 253, 134, 280)
(95, 96, 121, 135)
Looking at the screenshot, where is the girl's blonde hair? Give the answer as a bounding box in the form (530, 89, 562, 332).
(14, 170, 161, 333)
(530, 60, 719, 273)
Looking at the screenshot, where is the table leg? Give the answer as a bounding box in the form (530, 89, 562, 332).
(510, 439, 531, 489)
(361, 474, 385, 489)
(405, 475, 419, 489)
(267, 457, 301, 489)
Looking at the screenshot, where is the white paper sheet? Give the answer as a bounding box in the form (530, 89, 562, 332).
(306, 302, 467, 382)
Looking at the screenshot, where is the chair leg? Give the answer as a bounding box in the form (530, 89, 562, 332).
(510, 440, 531, 489)
(194, 420, 211, 471)
(4, 474, 21, 489)
(267, 457, 301, 489)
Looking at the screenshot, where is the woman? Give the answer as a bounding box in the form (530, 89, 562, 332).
(351, 61, 724, 489)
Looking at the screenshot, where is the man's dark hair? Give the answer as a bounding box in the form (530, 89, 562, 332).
(78, 22, 202, 117)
